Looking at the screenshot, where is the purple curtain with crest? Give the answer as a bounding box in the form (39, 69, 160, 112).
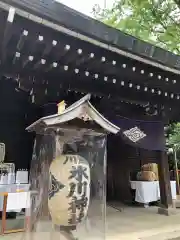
(111, 116, 165, 151)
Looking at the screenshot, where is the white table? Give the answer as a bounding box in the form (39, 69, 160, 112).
(0, 188, 31, 235)
(130, 181, 176, 205)
(0, 184, 30, 212)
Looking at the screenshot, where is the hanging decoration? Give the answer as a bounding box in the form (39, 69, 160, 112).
(111, 116, 165, 151)
(123, 126, 146, 143)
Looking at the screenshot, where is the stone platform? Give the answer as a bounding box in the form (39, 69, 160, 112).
(2, 204, 180, 240)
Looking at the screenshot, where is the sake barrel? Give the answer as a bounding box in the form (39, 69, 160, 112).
(48, 154, 90, 227)
(137, 171, 157, 181)
(142, 163, 159, 180)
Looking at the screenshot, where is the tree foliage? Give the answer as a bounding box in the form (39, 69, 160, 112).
(93, 0, 180, 165)
(167, 123, 180, 150)
(93, 0, 180, 53)
(166, 123, 180, 168)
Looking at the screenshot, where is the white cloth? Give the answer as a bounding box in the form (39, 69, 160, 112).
(7, 192, 31, 211)
(16, 170, 29, 184)
(7, 173, 15, 184)
(130, 181, 176, 204)
(0, 184, 30, 212)
(0, 174, 8, 184)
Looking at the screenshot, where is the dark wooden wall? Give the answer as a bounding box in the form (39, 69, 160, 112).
(0, 76, 160, 196)
(0, 77, 38, 170)
(107, 135, 158, 203)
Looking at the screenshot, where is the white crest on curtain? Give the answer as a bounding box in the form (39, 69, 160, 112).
(123, 126, 146, 143)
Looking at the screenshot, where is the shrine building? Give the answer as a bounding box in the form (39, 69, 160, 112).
(0, 0, 180, 216)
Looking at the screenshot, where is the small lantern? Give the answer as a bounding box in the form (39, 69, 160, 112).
(26, 94, 120, 240)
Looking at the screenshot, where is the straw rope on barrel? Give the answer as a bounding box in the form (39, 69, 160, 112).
(137, 171, 157, 181)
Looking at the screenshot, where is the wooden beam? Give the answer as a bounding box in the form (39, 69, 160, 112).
(54, 44, 71, 62)
(12, 52, 20, 65)
(45, 62, 58, 72)
(1, 7, 15, 63)
(16, 30, 28, 51)
(42, 40, 57, 57)
(64, 48, 83, 65)
(34, 59, 46, 70)
(29, 35, 44, 55)
(75, 52, 95, 66)
(23, 56, 34, 68)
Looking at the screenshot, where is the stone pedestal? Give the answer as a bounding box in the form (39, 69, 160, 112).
(175, 198, 180, 208)
(158, 206, 177, 216)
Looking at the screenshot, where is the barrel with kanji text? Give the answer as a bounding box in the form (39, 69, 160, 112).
(48, 154, 90, 227)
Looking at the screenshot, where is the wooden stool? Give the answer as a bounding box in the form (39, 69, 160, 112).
(0, 191, 30, 235)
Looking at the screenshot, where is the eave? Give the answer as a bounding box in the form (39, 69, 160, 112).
(0, 1, 180, 121)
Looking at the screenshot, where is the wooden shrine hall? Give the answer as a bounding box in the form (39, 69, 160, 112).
(0, 0, 180, 216)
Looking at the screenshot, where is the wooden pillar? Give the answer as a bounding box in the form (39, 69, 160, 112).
(157, 150, 175, 215)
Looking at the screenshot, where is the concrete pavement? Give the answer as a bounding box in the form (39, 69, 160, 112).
(2, 205, 180, 240)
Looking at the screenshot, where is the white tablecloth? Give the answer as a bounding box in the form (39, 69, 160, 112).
(0, 184, 30, 212)
(130, 181, 176, 204)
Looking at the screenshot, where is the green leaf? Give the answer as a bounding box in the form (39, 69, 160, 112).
(93, 0, 180, 52)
